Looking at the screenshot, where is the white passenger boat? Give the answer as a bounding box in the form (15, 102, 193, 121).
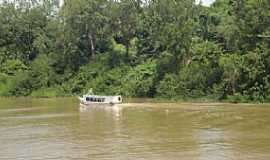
(78, 89, 122, 106)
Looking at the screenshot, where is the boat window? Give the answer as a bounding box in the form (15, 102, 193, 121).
(86, 97, 90, 101)
(118, 97, 121, 101)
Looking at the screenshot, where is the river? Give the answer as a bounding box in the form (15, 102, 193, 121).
(0, 98, 270, 160)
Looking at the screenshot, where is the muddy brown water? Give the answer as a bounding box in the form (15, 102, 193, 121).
(0, 98, 270, 160)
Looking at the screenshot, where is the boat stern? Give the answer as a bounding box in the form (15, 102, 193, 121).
(113, 96, 122, 104)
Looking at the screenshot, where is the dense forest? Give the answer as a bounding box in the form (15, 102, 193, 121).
(0, 0, 270, 102)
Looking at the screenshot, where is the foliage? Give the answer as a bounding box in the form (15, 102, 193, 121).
(121, 60, 157, 97)
(156, 74, 179, 99)
(0, 0, 270, 102)
(1, 59, 28, 75)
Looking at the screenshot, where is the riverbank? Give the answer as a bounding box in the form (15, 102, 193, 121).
(0, 96, 269, 106)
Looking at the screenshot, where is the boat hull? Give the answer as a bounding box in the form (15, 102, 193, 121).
(79, 102, 115, 107)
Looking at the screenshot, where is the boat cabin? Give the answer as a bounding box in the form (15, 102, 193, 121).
(79, 95, 122, 105)
(86, 97, 106, 102)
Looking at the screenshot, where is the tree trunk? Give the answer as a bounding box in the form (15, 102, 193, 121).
(88, 33, 95, 58)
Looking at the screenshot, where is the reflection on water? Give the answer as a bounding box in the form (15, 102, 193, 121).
(80, 104, 122, 119)
(0, 98, 270, 160)
(197, 128, 233, 160)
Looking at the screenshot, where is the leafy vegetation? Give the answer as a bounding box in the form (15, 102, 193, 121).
(0, 0, 270, 102)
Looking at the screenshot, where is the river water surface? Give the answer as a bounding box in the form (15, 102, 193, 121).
(0, 98, 270, 160)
